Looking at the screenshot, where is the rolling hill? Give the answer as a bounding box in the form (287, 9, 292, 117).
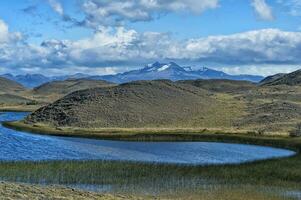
(25, 80, 244, 128)
(260, 69, 301, 86)
(0, 77, 26, 94)
(0, 94, 33, 105)
(32, 79, 115, 96)
(23, 76, 301, 134)
(259, 73, 286, 85)
(179, 79, 256, 94)
(1, 74, 52, 88)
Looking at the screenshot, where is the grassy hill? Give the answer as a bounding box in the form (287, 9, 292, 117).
(0, 77, 26, 94)
(25, 80, 245, 128)
(259, 73, 286, 85)
(32, 79, 115, 96)
(0, 78, 115, 111)
(260, 69, 301, 86)
(0, 77, 38, 110)
(179, 79, 256, 94)
(6, 69, 301, 135)
(0, 94, 34, 105)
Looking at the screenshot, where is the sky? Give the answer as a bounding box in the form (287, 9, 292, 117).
(1, 0, 301, 76)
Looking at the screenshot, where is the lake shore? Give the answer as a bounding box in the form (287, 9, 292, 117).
(2, 120, 290, 143)
(0, 105, 40, 112)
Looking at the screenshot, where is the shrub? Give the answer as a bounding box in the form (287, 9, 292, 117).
(26, 101, 38, 105)
(289, 123, 301, 137)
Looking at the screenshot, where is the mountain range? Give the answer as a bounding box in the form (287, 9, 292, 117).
(0, 62, 264, 88)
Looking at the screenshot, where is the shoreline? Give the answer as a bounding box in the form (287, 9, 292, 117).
(2, 120, 290, 141)
(0, 106, 39, 112)
(2, 120, 299, 153)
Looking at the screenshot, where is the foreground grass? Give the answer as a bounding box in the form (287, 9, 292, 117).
(0, 182, 290, 200)
(0, 182, 143, 200)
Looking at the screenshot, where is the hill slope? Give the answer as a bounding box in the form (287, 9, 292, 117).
(179, 79, 256, 94)
(1, 74, 52, 88)
(26, 80, 244, 128)
(259, 73, 285, 85)
(0, 77, 26, 94)
(260, 70, 301, 86)
(32, 79, 115, 96)
(0, 94, 33, 105)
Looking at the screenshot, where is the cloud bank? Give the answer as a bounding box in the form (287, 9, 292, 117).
(4, 0, 301, 76)
(1, 12, 301, 76)
(80, 0, 219, 28)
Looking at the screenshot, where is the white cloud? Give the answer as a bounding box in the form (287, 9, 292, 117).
(21, 28, 301, 75)
(1, 16, 301, 76)
(220, 65, 301, 76)
(181, 29, 301, 64)
(0, 20, 9, 43)
(81, 0, 219, 28)
(48, 0, 64, 16)
(251, 0, 274, 21)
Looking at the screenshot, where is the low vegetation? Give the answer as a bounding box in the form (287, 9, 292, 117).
(0, 182, 143, 200)
(289, 123, 301, 137)
(0, 134, 300, 199)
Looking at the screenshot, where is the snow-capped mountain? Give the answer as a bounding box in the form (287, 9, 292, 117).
(98, 62, 202, 83)
(0, 62, 264, 88)
(97, 62, 264, 83)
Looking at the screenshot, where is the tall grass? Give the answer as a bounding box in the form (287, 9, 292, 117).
(0, 130, 301, 197)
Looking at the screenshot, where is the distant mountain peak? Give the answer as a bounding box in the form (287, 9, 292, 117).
(0, 61, 265, 88)
(146, 61, 161, 68)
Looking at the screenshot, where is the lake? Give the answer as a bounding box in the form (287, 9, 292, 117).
(0, 112, 295, 165)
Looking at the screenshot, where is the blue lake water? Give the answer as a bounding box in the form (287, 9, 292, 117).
(0, 112, 295, 165)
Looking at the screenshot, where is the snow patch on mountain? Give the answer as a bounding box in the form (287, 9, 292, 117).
(157, 64, 170, 72)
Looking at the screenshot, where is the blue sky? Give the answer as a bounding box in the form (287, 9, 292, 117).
(0, 0, 301, 76)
